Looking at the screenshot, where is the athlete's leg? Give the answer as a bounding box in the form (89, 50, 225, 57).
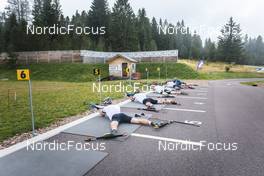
(159, 98, 179, 105)
(111, 114, 121, 133)
(110, 121, 119, 131)
(157, 98, 165, 104)
(131, 118, 151, 125)
(145, 102, 154, 108)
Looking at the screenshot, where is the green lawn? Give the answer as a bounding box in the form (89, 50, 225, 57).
(1, 63, 264, 82)
(241, 80, 264, 86)
(0, 62, 200, 81)
(199, 72, 264, 80)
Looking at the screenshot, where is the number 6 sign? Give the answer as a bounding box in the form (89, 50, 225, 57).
(16, 69, 36, 136)
(17, 69, 30, 81)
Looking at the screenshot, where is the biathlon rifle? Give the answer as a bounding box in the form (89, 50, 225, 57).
(85, 133, 127, 142)
(153, 119, 200, 129)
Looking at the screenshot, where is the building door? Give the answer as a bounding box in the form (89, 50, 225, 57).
(122, 63, 128, 77)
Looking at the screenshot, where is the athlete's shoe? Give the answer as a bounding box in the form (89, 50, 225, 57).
(111, 129, 118, 135)
(151, 121, 160, 128)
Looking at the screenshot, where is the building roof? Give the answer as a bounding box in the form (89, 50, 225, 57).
(106, 54, 138, 63)
(81, 50, 178, 59)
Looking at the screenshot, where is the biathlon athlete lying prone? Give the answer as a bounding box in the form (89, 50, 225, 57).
(150, 84, 188, 96)
(99, 105, 158, 134)
(88, 104, 200, 141)
(167, 79, 195, 89)
(130, 92, 180, 110)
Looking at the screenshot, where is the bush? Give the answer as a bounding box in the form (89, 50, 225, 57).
(225, 66, 231, 72)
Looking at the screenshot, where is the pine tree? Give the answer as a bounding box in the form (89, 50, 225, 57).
(157, 18, 167, 50)
(70, 10, 91, 50)
(88, 0, 110, 25)
(217, 17, 244, 63)
(246, 35, 264, 65)
(3, 12, 22, 67)
(5, 0, 31, 22)
(29, 0, 43, 51)
(243, 35, 264, 65)
(16, 19, 30, 51)
(183, 27, 192, 58)
(0, 12, 4, 53)
(110, 0, 139, 51)
(151, 17, 159, 50)
(204, 38, 216, 61)
(4, 13, 18, 52)
(36, 0, 62, 50)
(52, 0, 61, 22)
(149, 39, 157, 50)
(165, 22, 175, 50)
(40, 0, 61, 26)
(204, 39, 210, 59)
(137, 8, 153, 51)
(175, 21, 184, 57)
(88, 0, 110, 50)
(191, 32, 203, 59)
(32, 0, 42, 25)
(0, 22, 3, 53)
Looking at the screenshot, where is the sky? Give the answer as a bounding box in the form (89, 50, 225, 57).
(0, 0, 263, 41)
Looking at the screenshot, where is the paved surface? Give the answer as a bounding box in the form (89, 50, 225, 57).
(3, 79, 264, 176)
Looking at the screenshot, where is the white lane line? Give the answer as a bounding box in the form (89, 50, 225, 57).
(0, 99, 132, 158)
(175, 96, 208, 100)
(194, 102, 205, 105)
(185, 90, 208, 93)
(197, 93, 207, 96)
(131, 133, 202, 146)
(199, 88, 208, 91)
(164, 107, 206, 113)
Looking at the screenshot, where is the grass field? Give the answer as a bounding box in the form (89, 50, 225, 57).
(1, 62, 264, 82)
(198, 72, 264, 80)
(241, 80, 264, 86)
(0, 62, 199, 81)
(179, 59, 259, 73)
(178, 59, 264, 79)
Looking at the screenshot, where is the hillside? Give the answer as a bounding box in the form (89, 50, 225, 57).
(0, 62, 199, 81)
(0, 62, 264, 82)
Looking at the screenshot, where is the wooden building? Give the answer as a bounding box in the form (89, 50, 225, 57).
(106, 54, 137, 78)
(1, 50, 178, 65)
(82, 50, 178, 64)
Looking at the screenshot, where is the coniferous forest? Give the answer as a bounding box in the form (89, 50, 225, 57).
(0, 0, 263, 65)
